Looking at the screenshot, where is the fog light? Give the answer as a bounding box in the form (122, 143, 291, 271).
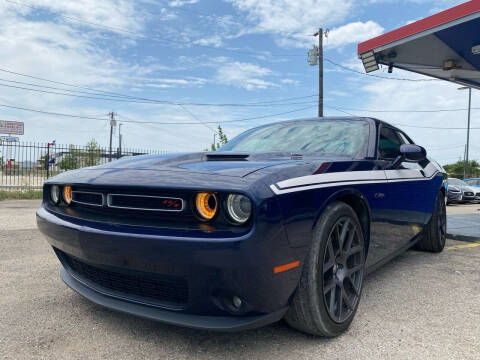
(232, 296, 242, 309)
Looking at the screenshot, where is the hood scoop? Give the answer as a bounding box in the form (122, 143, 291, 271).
(206, 153, 250, 161)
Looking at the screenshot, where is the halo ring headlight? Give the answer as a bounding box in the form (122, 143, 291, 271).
(226, 194, 252, 224)
(63, 185, 72, 205)
(195, 192, 217, 220)
(50, 185, 60, 204)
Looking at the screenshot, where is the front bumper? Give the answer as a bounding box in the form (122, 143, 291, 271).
(447, 191, 462, 202)
(61, 267, 287, 331)
(36, 205, 304, 331)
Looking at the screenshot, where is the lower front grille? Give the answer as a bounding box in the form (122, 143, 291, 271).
(59, 251, 189, 307)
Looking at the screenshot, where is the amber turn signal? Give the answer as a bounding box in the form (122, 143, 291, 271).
(63, 185, 72, 205)
(274, 260, 300, 274)
(195, 192, 217, 220)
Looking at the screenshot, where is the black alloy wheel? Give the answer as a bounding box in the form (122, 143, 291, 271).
(415, 191, 446, 253)
(322, 217, 364, 323)
(285, 201, 366, 337)
(436, 195, 447, 248)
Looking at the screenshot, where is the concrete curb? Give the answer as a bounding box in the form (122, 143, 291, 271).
(446, 233, 480, 243)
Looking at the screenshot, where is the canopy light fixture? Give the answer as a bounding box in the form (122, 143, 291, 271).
(443, 60, 462, 71)
(359, 50, 379, 73)
(473, 45, 480, 55)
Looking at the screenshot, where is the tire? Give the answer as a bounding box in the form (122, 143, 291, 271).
(415, 192, 446, 253)
(284, 201, 365, 337)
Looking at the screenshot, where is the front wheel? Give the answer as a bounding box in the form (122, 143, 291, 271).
(285, 202, 365, 337)
(415, 192, 446, 253)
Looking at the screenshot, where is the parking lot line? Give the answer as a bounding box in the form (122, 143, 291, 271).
(444, 240, 480, 251)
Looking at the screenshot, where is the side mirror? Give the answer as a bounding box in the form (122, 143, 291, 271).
(387, 144, 427, 169)
(400, 144, 427, 162)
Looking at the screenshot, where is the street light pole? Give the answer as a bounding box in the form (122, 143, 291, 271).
(458, 87, 472, 178)
(466, 87, 472, 178)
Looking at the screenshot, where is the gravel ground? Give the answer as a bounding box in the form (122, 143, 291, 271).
(1, 200, 480, 360)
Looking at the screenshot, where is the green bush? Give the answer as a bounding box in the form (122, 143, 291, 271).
(0, 190, 43, 201)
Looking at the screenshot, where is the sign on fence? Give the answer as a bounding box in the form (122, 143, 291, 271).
(0, 120, 24, 135)
(0, 136, 20, 143)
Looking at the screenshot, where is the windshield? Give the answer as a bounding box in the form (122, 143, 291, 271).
(465, 179, 480, 186)
(448, 178, 468, 186)
(219, 120, 370, 157)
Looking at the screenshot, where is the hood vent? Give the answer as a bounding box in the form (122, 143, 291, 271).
(206, 153, 249, 161)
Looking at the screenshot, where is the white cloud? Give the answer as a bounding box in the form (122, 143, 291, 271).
(169, 0, 199, 7)
(215, 61, 277, 90)
(228, 0, 352, 34)
(226, 1, 383, 49)
(21, 0, 144, 32)
(325, 21, 384, 48)
(194, 35, 223, 48)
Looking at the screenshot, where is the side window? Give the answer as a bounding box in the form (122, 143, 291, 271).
(378, 126, 402, 159)
(397, 132, 412, 144)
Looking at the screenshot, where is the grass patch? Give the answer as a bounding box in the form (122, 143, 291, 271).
(0, 190, 43, 201)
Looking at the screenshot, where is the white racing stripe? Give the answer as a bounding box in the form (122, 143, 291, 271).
(270, 162, 441, 195)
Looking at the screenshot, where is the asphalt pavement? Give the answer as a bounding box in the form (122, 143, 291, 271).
(447, 203, 480, 240)
(1, 200, 479, 360)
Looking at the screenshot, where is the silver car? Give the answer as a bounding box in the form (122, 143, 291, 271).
(447, 178, 477, 203)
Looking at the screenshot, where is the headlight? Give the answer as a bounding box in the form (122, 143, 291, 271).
(50, 185, 60, 204)
(226, 194, 252, 224)
(63, 185, 72, 205)
(195, 192, 217, 220)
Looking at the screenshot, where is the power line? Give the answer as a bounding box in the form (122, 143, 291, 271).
(336, 106, 479, 113)
(0, 102, 314, 124)
(0, 67, 320, 107)
(0, 80, 321, 107)
(324, 58, 439, 82)
(177, 104, 217, 133)
(393, 123, 480, 130)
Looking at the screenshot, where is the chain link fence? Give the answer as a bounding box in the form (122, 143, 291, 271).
(0, 141, 166, 191)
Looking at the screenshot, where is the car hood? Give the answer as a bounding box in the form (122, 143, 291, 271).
(75, 152, 316, 178)
(45, 151, 354, 191)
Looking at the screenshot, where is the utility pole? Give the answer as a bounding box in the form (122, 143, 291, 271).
(309, 28, 326, 117)
(118, 123, 123, 157)
(108, 111, 116, 162)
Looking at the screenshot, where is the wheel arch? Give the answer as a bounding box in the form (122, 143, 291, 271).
(313, 188, 371, 256)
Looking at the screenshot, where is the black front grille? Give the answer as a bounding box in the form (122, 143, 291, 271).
(107, 194, 183, 212)
(72, 191, 103, 206)
(60, 251, 189, 306)
(465, 192, 474, 196)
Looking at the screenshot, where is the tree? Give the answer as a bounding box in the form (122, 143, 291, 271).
(58, 145, 80, 170)
(443, 159, 480, 178)
(58, 139, 101, 170)
(207, 126, 229, 151)
(83, 139, 101, 167)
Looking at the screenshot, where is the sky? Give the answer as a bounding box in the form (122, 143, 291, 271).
(0, 0, 478, 165)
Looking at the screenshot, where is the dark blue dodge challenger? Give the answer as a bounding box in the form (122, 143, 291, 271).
(37, 117, 446, 337)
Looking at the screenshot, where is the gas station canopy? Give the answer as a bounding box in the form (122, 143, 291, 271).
(357, 1, 480, 89)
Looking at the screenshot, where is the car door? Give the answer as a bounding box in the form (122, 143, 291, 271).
(373, 126, 428, 256)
